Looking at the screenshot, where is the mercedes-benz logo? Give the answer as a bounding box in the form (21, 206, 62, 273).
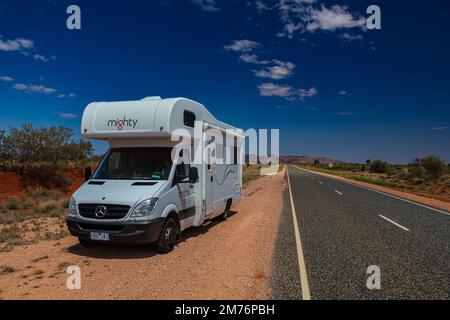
(95, 205, 107, 218)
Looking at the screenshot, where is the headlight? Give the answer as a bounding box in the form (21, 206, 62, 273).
(130, 198, 158, 218)
(68, 197, 78, 216)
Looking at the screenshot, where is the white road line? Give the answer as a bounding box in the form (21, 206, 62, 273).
(286, 167, 311, 300)
(379, 215, 410, 231)
(334, 190, 343, 196)
(319, 181, 323, 185)
(293, 165, 450, 216)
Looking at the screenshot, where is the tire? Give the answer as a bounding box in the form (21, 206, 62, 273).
(217, 200, 232, 221)
(78, 238, 97, 248)
(154, 217, 179, 254)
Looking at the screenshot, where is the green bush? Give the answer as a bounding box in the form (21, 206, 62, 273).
(421, 155, 446, 180)
(6, 199, 19, 210)
(369, 160, 390, 173)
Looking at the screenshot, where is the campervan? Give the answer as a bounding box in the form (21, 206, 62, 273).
(66, 97, 243, 253)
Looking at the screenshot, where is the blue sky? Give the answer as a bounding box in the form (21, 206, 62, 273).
(1, 0, 449, 163)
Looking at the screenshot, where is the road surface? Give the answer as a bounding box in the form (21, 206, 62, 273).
(271, 165, 450, 300)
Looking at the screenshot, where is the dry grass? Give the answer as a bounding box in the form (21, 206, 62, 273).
(299, 165, 450, 203)
(0, 189, 70, 251)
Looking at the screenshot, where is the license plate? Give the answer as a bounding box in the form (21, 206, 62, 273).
(90, 232, 110, 241)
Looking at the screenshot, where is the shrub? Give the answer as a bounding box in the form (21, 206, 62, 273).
(0, 264, 15, 274)
(6, 199, 19, 210)
(421, 155, 446, 180)
(369, 160, 390, 173)
(54, 175, 73, 192)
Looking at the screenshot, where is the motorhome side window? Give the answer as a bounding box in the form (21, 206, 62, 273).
(92, 147, 173, 180)
(183, 110, 196, 128)
(175, 162, 190, 179)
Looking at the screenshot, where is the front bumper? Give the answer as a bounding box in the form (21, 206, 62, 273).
(66, 216, 164, 244)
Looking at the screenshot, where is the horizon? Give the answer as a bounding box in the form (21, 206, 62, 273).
(1, 0, 449, 163)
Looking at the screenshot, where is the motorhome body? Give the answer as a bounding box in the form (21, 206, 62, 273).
(66, 96, 243, 253)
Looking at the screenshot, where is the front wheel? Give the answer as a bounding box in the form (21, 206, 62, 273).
(154, 217, 179, 254)
(78, 238, 97, 248)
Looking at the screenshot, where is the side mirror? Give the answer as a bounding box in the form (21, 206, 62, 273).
(84, 167, 92, 181)
(189, 167, 199, 184)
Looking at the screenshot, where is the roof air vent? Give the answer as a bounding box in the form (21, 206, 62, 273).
(141, 96, 162, 101)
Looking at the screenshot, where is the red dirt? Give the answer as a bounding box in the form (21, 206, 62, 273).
(0, 167, 85, 201)
(0, 172, 22, 197)
(0, 170, 286, 300)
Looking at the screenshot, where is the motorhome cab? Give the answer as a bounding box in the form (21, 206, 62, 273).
(66, 97, 243, 253)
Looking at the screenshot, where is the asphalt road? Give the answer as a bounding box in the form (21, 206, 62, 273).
(271, 165, 450, 300)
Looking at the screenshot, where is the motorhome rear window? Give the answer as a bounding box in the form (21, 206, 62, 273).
(92, 147, 173, 180)
(183, 111, 196, 128)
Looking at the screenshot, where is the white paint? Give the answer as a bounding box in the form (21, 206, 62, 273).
(319, 181, 323, 185)
(293, 166, 450, 216)
(334, 190, 343, 196)
(379, 215, 410, 232)
(286, 167, 311, 300)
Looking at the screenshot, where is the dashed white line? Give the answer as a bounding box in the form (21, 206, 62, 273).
(286, 167, 311, 300)
(334, 190, 343, 196)
(379, 215, 410, 231)
(319, 181, 323, 185)
(293, 165, 450, 216)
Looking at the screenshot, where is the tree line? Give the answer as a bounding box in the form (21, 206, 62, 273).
(0, 124, 93, 189)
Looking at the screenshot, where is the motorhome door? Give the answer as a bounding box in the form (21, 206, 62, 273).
(204, 130, 215, 215)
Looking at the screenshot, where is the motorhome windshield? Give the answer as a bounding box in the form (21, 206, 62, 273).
(93, 147, 173, 181)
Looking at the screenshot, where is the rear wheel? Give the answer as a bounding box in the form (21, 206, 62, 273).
(78, 238, 97, 248)
(154, 217, 179, 254)
(217, 200, 232, 221)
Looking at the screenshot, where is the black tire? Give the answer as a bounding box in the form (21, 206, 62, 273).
(154, 217, 179, 254)
(217, 200, 232, 221)
(78, 238, 97, 248)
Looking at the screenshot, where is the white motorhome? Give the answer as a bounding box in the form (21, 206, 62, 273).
(66, 97, 243, 253)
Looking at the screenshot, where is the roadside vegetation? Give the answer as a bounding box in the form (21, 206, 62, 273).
(243, 164, 284, 185)
(0, 124, 93, 191)
(299, 156, 450, 202)
(0, 124, 94, 251)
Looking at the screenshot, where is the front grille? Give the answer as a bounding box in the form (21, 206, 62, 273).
(78, 223, 124, 232)
(78, 204, 130, 220)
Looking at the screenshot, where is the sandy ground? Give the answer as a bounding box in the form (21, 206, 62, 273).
(0, 170, 286, 300)
(298, 166, 450, 212)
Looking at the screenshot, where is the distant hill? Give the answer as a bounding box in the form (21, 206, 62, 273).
(244, 155, 345, 164)
(280, 155, 345, 164)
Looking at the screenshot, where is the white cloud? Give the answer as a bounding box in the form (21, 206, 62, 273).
(57, 94, 65, 98)
(225, 40, 260, 52)
(68, 92, 77, 98)
(238, 53, 295, 80)
(258, 82, 293, 97)
(254, 60, 296, 80)
(239, 54, 266, 64)
(431, 126, 448, 131)
(59, 113, 79, 119)
(336, 111, 355, 116)
(276, 1, 365, 37)
(13, 83, 57, 94)
(258, 83, 318, 100)
(0, 36, 34, 52)
(0, 75, 14, 82)
(340, 33, 363, 41)
(304, 5, 366, 32)
(338, 90, 351, 96)
(298, 87, 318, 99)
(33, 54, 56, 62)
(190, 0, 219, 12)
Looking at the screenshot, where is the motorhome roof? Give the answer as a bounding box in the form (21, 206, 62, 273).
(81, 97, 237, 140)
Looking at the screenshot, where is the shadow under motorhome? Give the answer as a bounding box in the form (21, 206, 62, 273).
(66, 97, 243, 253)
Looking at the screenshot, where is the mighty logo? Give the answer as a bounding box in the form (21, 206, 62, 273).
(107, 117, 138, 131)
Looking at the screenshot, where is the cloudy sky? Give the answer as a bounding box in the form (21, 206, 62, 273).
(1, 0, 449, 163)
